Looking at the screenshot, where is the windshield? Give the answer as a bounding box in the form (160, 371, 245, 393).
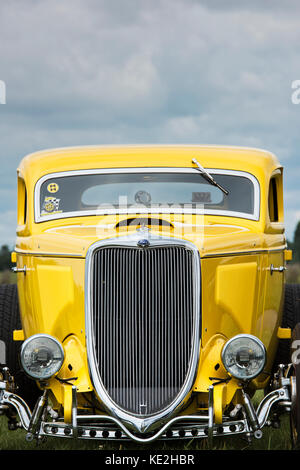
(35, 169, 259, 222)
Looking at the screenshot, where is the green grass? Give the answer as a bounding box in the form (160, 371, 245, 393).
(0, 270, 16, 285)
(286, 262, 300, 284)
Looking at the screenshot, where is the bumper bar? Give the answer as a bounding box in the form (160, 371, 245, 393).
(0, 376, 292, 443)
(37, 386, 291, 443)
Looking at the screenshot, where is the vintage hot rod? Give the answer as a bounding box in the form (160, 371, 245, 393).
(0, 144, 299, 446)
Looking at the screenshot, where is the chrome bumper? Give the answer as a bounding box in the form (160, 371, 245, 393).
(0, 374, 292, 444)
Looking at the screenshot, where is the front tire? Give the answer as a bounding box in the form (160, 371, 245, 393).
(0, 284, 39, 409)
(274, 283, 300, 368)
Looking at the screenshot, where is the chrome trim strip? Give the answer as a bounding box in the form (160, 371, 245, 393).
(14, 249, 84, 258)
(85, 232, 201, 434)
(71, 386, 78, 438)
(13, 247, 285, 259)
(202, 248, 285, 258)
(207, 385, 214, 446)
(34, 167, 260, 223)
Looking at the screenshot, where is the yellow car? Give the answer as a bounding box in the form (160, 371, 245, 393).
(0, 145, 299, 446)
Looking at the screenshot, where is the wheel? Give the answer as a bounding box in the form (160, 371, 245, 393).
(0, 284, 40, 409)
(273, 284, 300, 368)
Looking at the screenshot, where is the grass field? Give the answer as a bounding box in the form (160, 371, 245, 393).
(0, 270, 16, 285)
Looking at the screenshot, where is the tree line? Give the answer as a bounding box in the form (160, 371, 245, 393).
(0, 245, 13, 271)
(288, 221, 300, 262)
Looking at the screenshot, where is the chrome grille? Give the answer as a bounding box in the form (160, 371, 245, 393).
(91, 245, 195, 416)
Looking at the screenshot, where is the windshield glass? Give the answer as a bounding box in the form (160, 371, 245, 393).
(36, 170, 259, 221)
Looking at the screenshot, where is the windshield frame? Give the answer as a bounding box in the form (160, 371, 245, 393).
(34, 167, 260, 223)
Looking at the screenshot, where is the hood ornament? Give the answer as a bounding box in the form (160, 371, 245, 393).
(136, 224, 150, 247)
(137, 239, 150, 248)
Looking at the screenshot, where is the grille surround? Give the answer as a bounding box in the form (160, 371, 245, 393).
(85, 233, 201, 433)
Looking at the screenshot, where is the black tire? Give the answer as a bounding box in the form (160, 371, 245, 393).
(0, 284, 40, 409)
(274, 283, 300, 368)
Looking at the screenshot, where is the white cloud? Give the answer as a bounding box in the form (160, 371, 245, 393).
(1, 1, 300, 241)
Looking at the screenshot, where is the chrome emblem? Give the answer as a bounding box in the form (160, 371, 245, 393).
(137, 239, 150, 248)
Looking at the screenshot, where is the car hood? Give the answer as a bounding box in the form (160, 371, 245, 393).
(16, 213, 265, 258)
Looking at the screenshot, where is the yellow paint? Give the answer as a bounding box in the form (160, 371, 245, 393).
(11, 251, 17, 263)
(261, 251, 284, 371)
(193, 335, 242, 422)
(14, 145, 286, 417)
(63, 385, 73, 424)
(13, 329, 24, 341)
(47, 335, 92, 413)
(277, 327, 292, 339)
(284, 249, 293, 261)
(215, 262, 258, 333)
(193, 335, 228, 391)
(35, 265, 75, 334)
(58, 335, 92, 393)
(214, 385, 226, 424)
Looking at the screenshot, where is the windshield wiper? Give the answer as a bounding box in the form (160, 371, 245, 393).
(192, 158, 229, 195)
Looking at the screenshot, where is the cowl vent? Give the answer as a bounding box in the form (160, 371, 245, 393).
(115, 217, 174, 230)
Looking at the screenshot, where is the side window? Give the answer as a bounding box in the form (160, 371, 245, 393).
(17, 176, 27, 226)
(268, 173, 283, 223)
(268, 177, 278, 222)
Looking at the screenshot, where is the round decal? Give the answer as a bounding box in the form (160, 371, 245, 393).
(44, 200, 56, 212)
(42, 197, 60, 213)
(47, 182, 59, 193)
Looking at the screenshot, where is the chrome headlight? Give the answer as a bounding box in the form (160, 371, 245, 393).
(221, 334, 266, 380)
(20, 334, 64, 380)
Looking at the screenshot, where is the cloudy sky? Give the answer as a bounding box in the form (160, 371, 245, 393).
(1, 0, 300, 246)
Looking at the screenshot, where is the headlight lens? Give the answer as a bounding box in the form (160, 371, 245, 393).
(20, 334, 64, 380)
(221, 334, 266, 380)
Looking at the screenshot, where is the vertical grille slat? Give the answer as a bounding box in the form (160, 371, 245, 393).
(92, 245, 195, 416)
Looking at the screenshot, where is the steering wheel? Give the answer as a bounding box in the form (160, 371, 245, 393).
(134, 190, 152, 206)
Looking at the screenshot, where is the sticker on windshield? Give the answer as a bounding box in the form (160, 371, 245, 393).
(41, 197, 62, 215)
(192, 192, 212, 203)
(47, 182, 59, 193)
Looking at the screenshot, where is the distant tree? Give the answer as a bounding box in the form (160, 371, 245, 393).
(292, 221, 300, 262)
(0, 245, 12, 271)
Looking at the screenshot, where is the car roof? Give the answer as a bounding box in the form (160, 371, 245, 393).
(18, 145, 282, 183)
